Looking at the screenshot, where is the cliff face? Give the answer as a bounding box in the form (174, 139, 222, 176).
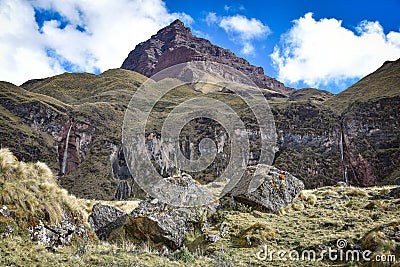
(121, 20, 293, 94)
(273, 60, 400, 188)
(340, 96, 400, 186)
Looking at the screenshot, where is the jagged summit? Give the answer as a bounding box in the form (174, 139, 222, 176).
(121, 19, 294, 94)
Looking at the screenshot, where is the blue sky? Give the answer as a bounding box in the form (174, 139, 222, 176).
(0, 0, 399, 93)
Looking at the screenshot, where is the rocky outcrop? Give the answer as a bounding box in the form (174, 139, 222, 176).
(88, 203, 127, 240)
(227, 164, 304, 212)
(29, 209, 88, 251)
(121, 19, 293, 94)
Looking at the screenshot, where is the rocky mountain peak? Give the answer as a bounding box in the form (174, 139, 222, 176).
(121, 20, 294, 94)
(153, 19, 193, 44)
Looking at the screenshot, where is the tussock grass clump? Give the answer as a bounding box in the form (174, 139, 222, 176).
(0, 148, 87, 225)
(236, 222, 277, 247)
(346, 186, 370, 197)
(299, 191, 318, 206)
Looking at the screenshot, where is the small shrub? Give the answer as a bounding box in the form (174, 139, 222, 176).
(173, 246, 196, 263)
(346, 187, 369, 197)
(276, 207, 286, 215)
(214, 250, 235, 267)
(236, 202, 252, 213)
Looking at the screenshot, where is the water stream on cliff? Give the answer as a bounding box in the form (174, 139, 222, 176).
(340, 128, 349, 186)
(61, 123, 72, 175)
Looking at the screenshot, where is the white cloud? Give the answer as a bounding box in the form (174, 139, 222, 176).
(205, 12, 218, 26)
(0, 0, 193, 85)
(206, 13, 271, 55)
(0, 0, 64, 84)
(219, 15, 270, 40)
(271, 12, 400, 88)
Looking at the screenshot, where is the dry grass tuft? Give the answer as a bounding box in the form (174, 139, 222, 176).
(0, 148, 87, 225)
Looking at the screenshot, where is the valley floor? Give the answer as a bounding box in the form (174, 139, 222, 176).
(1, 185, 399, 266)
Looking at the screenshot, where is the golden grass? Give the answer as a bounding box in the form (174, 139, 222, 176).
(1, 151, 399, 266)
(0, 148, 87, 225)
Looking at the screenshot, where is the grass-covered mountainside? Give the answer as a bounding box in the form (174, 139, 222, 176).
(326, 60, 400, 112)
(1, 149, 399, 266)
(0, 59, 400, 200)
(1, 69, 148, 199)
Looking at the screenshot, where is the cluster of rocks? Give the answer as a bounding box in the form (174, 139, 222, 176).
(88, 164, 304, 250)
(29, 209, 88, 251)
(0, 205, 88, 252)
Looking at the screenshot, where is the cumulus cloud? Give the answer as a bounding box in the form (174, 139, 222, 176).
(206, 13, 270, 55)
(0, 0, 192, 85)
(271, 12, 400, 88)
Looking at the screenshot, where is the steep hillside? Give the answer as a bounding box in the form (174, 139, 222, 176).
(325, 59, 400, 186)
(0, 70, 147, 200)
(270, 59, 400, 188)
(1, 58, 399, 200)
(1, 22, 399, 201)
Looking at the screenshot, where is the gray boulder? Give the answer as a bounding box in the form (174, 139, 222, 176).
(129, 198, 195, 250)
(88, 203, 127, 240)
(227, 164, 304, 212)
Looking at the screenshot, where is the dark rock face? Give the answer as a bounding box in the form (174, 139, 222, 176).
(57, 120, 95, 175)
(227, 164, 304, 212)
(129, 198, 194, 249)
(121, 19, 293, 94)
(341, 97, 400, 186)
(88, 203, 127, 240)
(272, 102, 343, 188)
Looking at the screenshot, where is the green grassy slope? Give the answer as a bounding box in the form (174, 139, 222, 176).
(1, 70, 147, 200)
(325, 59, 400, 112)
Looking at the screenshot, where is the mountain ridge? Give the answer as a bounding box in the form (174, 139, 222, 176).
(121, 19, 293, 94)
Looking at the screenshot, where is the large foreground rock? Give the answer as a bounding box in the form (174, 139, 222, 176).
(129, 198, 195, 250)
(88, 203, 127, 240)
(227, 164, 304, 212)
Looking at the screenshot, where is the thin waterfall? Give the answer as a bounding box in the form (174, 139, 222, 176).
(340, 129, 348, 186)
(61, 123, 73, 175)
